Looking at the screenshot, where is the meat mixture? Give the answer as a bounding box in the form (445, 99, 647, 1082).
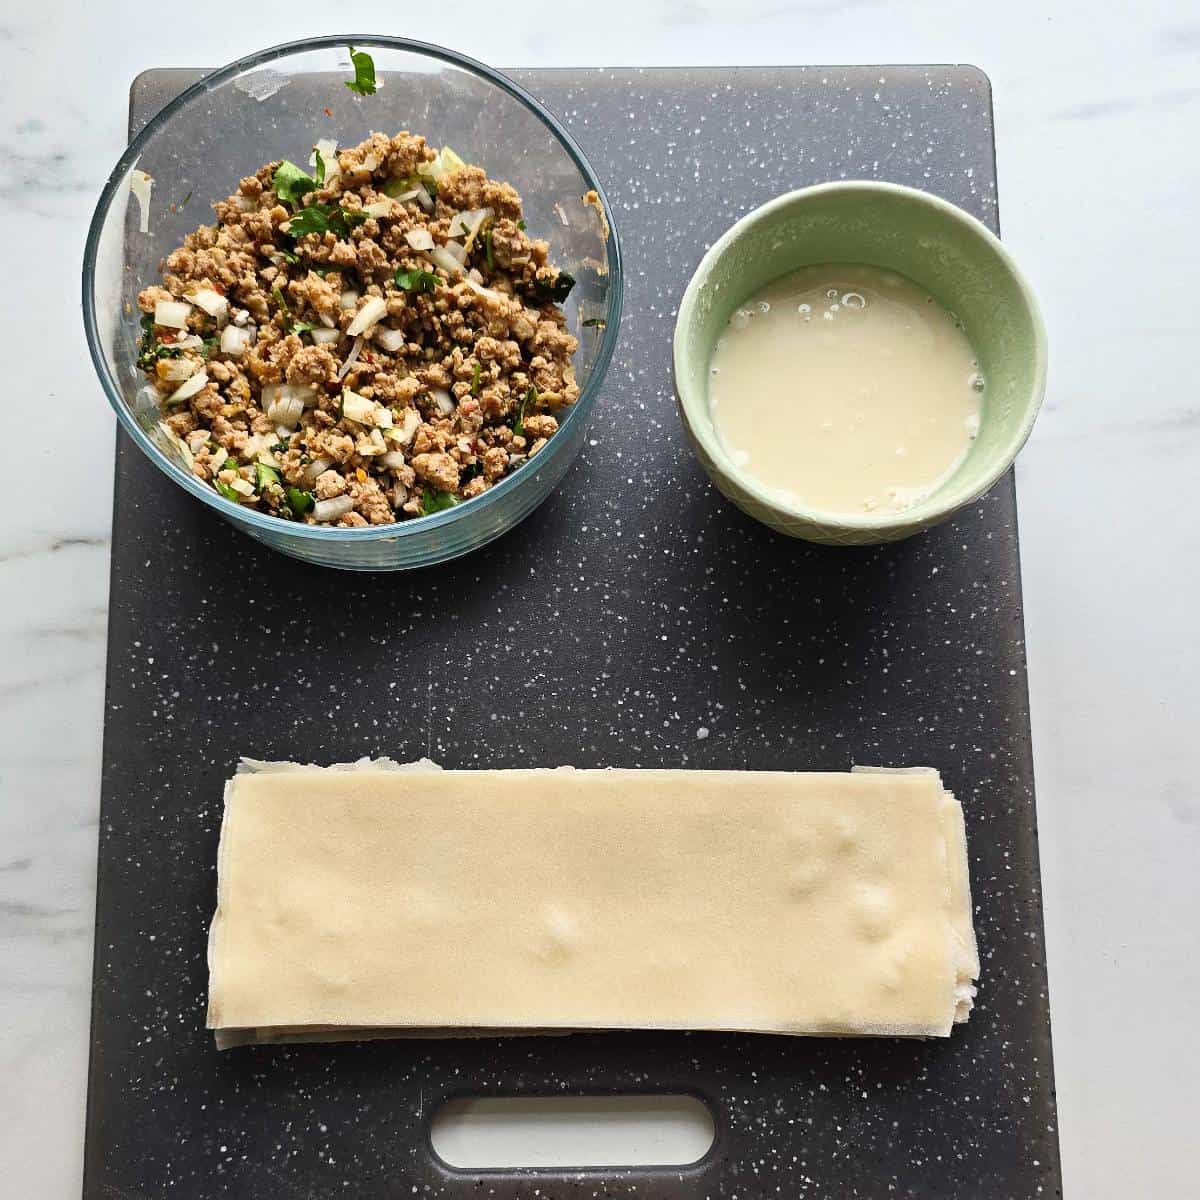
(137, 133, 580, 526)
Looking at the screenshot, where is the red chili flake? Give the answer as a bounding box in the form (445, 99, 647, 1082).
(211, 281, 227, 295)
(363, 351, 375, 363)
(160, 331, 177, 343)
(323, 107, 333, 118)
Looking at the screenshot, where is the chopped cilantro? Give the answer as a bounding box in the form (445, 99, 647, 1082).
(291, 320, 316, 335)
(283, 203, 367, 240)
(136, 313, 183, 370)
(470, 361, 482, 396)
(484, 223, 495, 271)
(516, 218, 527, 231)
(272, 160, 317, 208)
(271, 440, 291, 456)
(313, 147, 327, 188)
(286, 486, 315, 516)
(271, 287, 290, 315)
(394, 267, 439, 293)
(512, 384, 537, 437)
(419, 488, 461, 516)
(530, 271, 576, 304)
(345, 45, 378, 96)
(201, 335, 220, 359)
(280, 248, 300, 264)
(180, 190, 192, 209)
(254, 463, 281, 491)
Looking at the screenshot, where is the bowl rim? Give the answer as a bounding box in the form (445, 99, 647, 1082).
(83, 34, 623, 541)
(672, 179, 1047, 534)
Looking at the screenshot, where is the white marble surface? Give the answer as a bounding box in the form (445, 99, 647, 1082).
(1, 2, 1197, 1195)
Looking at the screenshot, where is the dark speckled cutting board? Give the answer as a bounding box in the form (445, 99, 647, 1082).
(84, 66, 1060, 1199)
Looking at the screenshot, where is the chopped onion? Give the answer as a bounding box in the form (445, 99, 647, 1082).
(404, 228, 434, 252)
(363, 199, 393, 219)
(442, 240, 467, 265)
(156, 357, 197, 383)
(449, 207, 492, 248)
(309, 326, 341, 345)
(373, 405, 393, 429)
(339, 289, 360, 310)
(220, 325, 252, 356)
(346, 295, 388, 337)
(185, 287, 229, 321)
(171, 333, 204, 350)
(390, 481, 409, 507)
(262, 383, 314, 428)
(386, 407, 422, 446)
(130, 170, 153, 233)
(380, 449, 408, 470)
(232, 308, 250, 326)
(467, 268, 484, 284)
(310, 138, 340, 180)
(274, 424, 292, 442)
(154, 299, 192, 329)
(364, 428, 388, 456)
(314, 495, 355, 522)
(390, 188, 420, 203)
(414, 184, 434, 212)
(431, 387, 455, 417)
(341, 389, 376, 425)
(429, 246, 464, 277)
(336, 335, 365, 381)
(420, 146, 467, 183)
(229, 476, 256, 498)
(167, 369, 208, 403)
(302, 456, 333, 486)
(463, 276, 505, 304)
(373, 326, 406, 353)
(158, 421, 194, 470)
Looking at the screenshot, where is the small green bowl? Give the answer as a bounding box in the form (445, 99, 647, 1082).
(673, 182, 1047, 545)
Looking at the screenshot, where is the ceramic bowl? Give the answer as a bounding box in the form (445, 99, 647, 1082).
(673, 182, 1046, 545)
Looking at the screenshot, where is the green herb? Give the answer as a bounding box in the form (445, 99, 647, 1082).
(214, 479, 241, 503)
(394, 267, 439, 293)
(271, 440, 291, 456)
(291, 320, 317, 335)
(512, 384, 537, 437)
(136, 313, 183, 370)
(254, 462, 282, 491)
(286, 486, 316, 516)
(383, 174, 425, 198)
(345, 45, 378, 96)
(420, 488, 461, 516)
(530, 271, 576, 304)
(459, 461, 482, 486)
(470, 361, 482, 396)
(313, 147, 327, 187)
(280, 248, 300, 264)
(272, 160, 318, 208)
(180, 190, 192, 209)
(283, 203, 367, 240)
(483, 223, 495, 271)
(582, 317, 607, 329)
(201, 335, 220, 359)
(516, 218, 527, 231)
(312, 265, 331, 277)
(271, 287, 290, 315)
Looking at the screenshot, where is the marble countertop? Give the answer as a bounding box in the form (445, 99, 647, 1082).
(2, 3, 1197, 1195)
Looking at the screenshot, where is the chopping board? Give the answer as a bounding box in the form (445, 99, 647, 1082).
(84, 64, 1061, 1198)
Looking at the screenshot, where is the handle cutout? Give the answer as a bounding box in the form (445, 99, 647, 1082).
(430, 1093, 715, 1170)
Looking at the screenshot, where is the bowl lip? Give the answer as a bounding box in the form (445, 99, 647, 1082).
(672, 179, 1047, 534)
(83, 34, 623, 542)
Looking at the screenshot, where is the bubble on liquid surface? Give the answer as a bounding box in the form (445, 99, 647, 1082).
(798, 303, 812, 321)
(968, 371, 985, 392)
(829, 303, 840, 313)
(842, 292, 866, 309)
(825, 288, 839, 299)
(965, 413, 981, 438)
(731, 309, 751, 330)
(759, 301, 771, 314)
(822, 310, 834, 320)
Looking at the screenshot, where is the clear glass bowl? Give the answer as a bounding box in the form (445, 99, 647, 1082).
(83, 36, 622, 571)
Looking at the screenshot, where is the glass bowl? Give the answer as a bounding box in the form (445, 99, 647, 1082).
(83, 36, 622, 571)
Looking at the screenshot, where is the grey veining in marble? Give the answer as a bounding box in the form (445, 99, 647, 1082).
(1, 3, 1198, 1198)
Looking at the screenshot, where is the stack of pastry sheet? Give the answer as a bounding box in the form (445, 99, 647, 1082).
(207, 761, 979, 1048)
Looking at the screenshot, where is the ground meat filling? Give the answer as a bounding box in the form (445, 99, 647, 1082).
(137, 132, 581, 526)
